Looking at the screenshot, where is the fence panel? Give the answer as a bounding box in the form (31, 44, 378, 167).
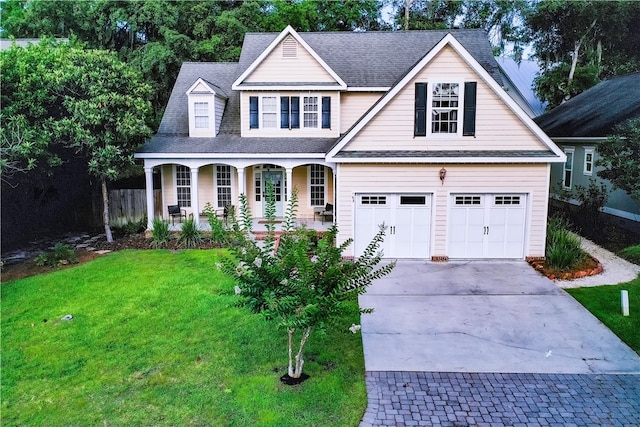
(109, 189, 161, 227)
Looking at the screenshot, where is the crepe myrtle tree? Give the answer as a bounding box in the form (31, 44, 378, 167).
(221, 182, 395, 380)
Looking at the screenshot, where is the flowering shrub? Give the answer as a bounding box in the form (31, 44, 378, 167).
(222, 182, 395, 379)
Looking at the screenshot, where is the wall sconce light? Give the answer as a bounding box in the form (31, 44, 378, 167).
(439, 167, 447, 184)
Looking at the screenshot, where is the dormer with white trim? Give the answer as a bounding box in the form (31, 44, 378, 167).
(186, 78, 228, 138)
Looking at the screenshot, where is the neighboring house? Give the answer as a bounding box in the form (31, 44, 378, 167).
(495, 57, 547, 118)
(535, 72, 640, 222)
(135, 26, 565, 260)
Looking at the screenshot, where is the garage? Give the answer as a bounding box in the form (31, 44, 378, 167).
(449, 194, 527, 259)
(354, 194, 431, 258)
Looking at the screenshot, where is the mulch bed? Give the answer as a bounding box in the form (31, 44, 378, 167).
(527, 255, 604, 281)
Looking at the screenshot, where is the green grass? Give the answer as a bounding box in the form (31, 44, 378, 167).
(566, 275, 640, 354)
(1, 250, 367, 426)
(619, 244, 640, 265)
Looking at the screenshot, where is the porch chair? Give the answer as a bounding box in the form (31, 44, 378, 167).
(315, 203, 333, 224)
(215, 204, 235, 224)
(168, 204, 186, 225)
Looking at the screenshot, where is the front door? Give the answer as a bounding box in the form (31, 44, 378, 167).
(262, 171, 284, 217)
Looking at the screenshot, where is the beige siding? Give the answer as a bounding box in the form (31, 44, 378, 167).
(161, 165, 175, 219)
(340, 92, 383, 133)
(240, 91, 340, 137)
(244, 39, 336, 83)
(336, 163, 549, 258)
(342, 46, 548, 152)
(197, 165, 214, 212)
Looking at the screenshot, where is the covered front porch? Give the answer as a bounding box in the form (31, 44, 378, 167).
(166, 216, 334, 233)
(140, 157, 335, 231)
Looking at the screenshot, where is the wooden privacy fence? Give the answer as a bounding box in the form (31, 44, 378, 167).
(109, 189, 162, 227)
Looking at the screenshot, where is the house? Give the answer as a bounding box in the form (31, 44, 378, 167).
(495, 57, 547, 118)
(135, 26, 565, 260)
(535, 72, 640, 223)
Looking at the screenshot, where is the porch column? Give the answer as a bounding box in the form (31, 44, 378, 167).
(190, 166, 200, 225)
(285, 167, 293, 207)
(237, 167, 245, 202)
(144, 166, 154, 230)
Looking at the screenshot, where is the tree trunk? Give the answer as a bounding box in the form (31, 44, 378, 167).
(288, 329, 295, 377)
(101, 177, 113, 242)
(292, 327, 311, 378)
(564, 18, 597, 103)
(404, 0, 412, 30)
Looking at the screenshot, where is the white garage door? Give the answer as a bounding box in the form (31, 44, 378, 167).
(355, 194, 431, 258)
(449, 194, 527, 259)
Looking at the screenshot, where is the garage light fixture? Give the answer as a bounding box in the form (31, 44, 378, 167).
(439, 167, 447, 184)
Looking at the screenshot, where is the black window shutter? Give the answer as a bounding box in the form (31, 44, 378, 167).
(290, 96, 300, 129)
(280, 96, 290, 128)
(249, 96, 259, 129)
(322, 96, 331, 129)
(463, 82, 477, 136)
(414, 83, 427, 136)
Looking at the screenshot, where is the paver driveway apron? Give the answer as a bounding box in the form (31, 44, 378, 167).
(359, 261, 640, 374)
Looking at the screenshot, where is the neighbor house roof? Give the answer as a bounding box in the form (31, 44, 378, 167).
(535, 72, 640, 138)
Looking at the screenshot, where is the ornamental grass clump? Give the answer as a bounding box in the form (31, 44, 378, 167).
(546, 216, 586, 271)
(222, 182, 395, 381)
(178, 217, 202, 248)
(150, 217, 171, 248)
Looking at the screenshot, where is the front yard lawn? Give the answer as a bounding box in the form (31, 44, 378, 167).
(1, 250, 367, 426)
(566, 275, 640, 354)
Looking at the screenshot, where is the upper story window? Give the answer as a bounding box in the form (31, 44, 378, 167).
(262, 97, 277, 128)
(249, 95, 331, 130)
(414, 81, 476, 137)
(194, 102, 209, 129)
(303, 96, 318, 128)
(563, 148, 574, 189)
(583, 147, 594, 176)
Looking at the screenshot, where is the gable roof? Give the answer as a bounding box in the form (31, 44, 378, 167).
(232, 25, 347, 90)
(535, 72, 640, 138)
(327, 33, 564, 162)
(237, 29, 503, 88)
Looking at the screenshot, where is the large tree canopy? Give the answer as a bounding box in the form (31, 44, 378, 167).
(528, 0, 640, 108)
(1, 40, 153, 241)
(596, 118, 640, 203)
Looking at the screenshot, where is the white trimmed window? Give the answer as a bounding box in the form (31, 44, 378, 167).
(261, 96, 277, 128)
(583, 147, 594, 176)
(216, 165, 232, 208)
(431, 83, 459, 134)
(303, 96, 318, 128)
(176, 165, 191, 207)
(563, 148, 574, 189)
(194, 102, 209, 128)
(309, 165, 325, 206)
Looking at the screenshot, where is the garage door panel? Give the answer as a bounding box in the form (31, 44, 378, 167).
(355, 194, 431, 259)
(451, 194, 527, 259)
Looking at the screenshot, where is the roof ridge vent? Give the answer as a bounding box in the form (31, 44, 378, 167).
(282, 35, 298, 58)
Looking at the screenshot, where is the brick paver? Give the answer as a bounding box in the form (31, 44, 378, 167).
(360, 372, 640, 426)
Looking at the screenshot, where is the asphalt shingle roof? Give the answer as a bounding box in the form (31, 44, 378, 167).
(140, 29, 505, 155)
(534, 72, 640, 137)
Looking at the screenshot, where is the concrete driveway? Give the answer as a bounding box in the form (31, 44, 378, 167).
(359, 261, 640, 374)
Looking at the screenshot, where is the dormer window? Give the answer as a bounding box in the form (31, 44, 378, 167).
(186, 78, 228, 137)
(282, 36, 298, 58)
(194, 102, 209, 128)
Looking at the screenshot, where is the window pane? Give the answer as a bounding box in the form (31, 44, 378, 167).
(431, 83, 459, 134)
(303, 96, 318, 128)
(309, 165, 325, 206)
(176, 166, 191, 207)
(400, 196, 426, 205)
(195, 116, 209, 128)
(262, 97, 277, 128)
(216, 165, 232, 208)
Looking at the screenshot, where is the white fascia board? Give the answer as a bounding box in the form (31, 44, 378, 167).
(186, 78, 216, 95)
(236, 84, 343, 91)
(232, 25, 347, 90)
(329, 156, 567, 164)
(134, 152, 326, 160)
(345, 87, 390, 92)
(328, 33, 566, 160)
